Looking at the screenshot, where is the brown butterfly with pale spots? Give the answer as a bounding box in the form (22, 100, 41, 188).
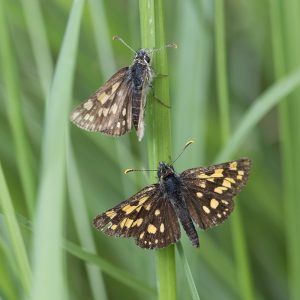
(93, 142, 252, 249)
(70, 36, 176, 141)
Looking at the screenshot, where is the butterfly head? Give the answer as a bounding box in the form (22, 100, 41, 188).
(135, 49, 151, 64)
(158, 162, 175, 179)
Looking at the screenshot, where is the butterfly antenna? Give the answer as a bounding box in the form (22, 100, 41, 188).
(113, 35, 136, 54)
(171, 140, 194, 165)
(151, 43, 178, 54)
(124, 168, 157, 174)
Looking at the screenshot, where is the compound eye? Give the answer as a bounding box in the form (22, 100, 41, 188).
(145, 55, 150, 63)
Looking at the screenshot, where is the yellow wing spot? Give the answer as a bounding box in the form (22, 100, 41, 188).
(160, 223, 165, 233)
(132, 218, 143, 227)
(155, 209, 160, 216)
(155, 239, 158, 244)
(207, 178, 215, 182)
(198, 173, 209, 179)
(138, 196, 149, 205)
(221, 200, 229, 205)
(238, 170, 244, 175)
(225, 177, 236, 184)
(122, 205, 138, 215)
(145, 204, 151, 211)
(147, 224, 157, 234)
(111, 82, 121, 95)
(222, 179, 232, 188)
(120, 218, 127, 228)
(210, 199, 219, 209)
(106, 210, 117, 219)
(217, 213, 222, 218)
(237, 175, 243, 180)
(139, 232, 145, 239)
(199, 182, 206, 188)
(110, 224, 117, 230)
(198, 168, 224, 179)
(214, 186, 228, 194)
(124, 218, 134, 228)
(229, 161, 237, 170)
(97, 92, 109, 104)
(83, 99, 93, 110)
(202, 206, 210, 214)
(196, 192, 203, 198)
(136, 206, 142, 213)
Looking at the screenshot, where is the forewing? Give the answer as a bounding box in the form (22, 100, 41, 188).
(93, 184, 180, 249)
(70, 67, 133, 136)
(180, 158, 251, 229)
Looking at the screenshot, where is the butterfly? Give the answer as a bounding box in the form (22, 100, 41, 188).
(70, 36, 176, 141)
(93, 157, 251, 249)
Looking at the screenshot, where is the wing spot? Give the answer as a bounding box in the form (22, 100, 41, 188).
(238, 170, 245, 175)
(155, 209, 160, 216)
(124, 218, 134, 228)
(139, 232, 145, 239)
(98, 93, 109, 104)
(83, 99, 93, 110)
(111, 103, 118, 114)
(103, 108, 109, 117)
(122, 108, 127, 116)
(106, 210, 117, 219)
(196, 192, 203, 198)
(221, 200, 229, 205)
(72, 111, 80, 119)
(117, 122, 121, 128)
(217, 213, 222, 218)
(111, 224, 117, 230)
(199, 182, 206, 188)
(89, 115, 95, 122)
(122, 120, 126, 126)
(237, 175, 243, 180)
(111, 82, 121, 94)
(210, 198, 219, 209)
(147, 224, 157, 234)
(160, 223, 165, 233)
(138, 196, 149, 205)
(155, 239, 158, 244)
(214, 186, 228, 194)
(132, 218, 143, 227)
(98, 108, 103, 116)
(120, 218, 127, 228)
(222, 180, 231, 188)
(145, 204, 151, 211)
(223, 211, 227, 215)
(225, 177, 236, 183)
(229, 161, 237, 170)
(122, 205, 138, 215)
(202, 206, 210, 214)
(84, 114, 90, 120)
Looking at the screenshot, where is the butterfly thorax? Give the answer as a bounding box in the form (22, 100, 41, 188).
(158, 162, 200, 247)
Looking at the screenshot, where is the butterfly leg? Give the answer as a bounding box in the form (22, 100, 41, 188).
(149, 85, 171, 109)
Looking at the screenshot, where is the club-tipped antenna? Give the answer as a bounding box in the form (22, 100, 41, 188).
(124, 168, 157, 175)
(113, 35, 136, 54)
(151, 43, 178, 54)
(171, 140, 194, 165)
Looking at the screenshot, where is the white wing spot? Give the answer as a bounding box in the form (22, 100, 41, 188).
(84, 114, 90, 120)
(98, 108, 103, 117)
(202, 206, 210, 214)
(117, 122, 120, 128)
(72, 111, 80, 119)
(111, 103, 118, 114)
(122, 108, 126, 116)
(83, 99, 93, 110)
(122, 120, 126, 126)
(103, 108, 109, 117)
(89, 115, 95, 122)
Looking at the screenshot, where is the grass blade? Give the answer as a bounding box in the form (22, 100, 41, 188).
(32, 1, 85, 299)
(216, 67, 300, 162)
(0, 161, 31, 295)
(66, 139, 108, 300)
(0, 0, 36, 217)
(65, 241, 157, 297)
(177, 242, 200, 300)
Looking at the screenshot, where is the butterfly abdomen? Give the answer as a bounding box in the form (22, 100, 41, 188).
(162, 174, 200, 248)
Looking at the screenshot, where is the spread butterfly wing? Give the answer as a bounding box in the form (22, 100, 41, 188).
(180, 158, 251, 229)
(70, 67, 133, 136)
(93, 184, 180, 249)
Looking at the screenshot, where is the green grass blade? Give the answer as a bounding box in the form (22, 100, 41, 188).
(0, 0, 36, 217)
(0, 161, 31, 295)
(215, 67, 300, 162)
(215, 2, 254, 299)
(139, 0, 176, 299)
(31, 1, 85, 299)
(66, 139, 108, 300)
(65, 241, 157, 297)
(177, 242, 200, 300)
(20, 0, 53, 97)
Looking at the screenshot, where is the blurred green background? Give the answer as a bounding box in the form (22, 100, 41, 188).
(1, 0, 300, 299)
